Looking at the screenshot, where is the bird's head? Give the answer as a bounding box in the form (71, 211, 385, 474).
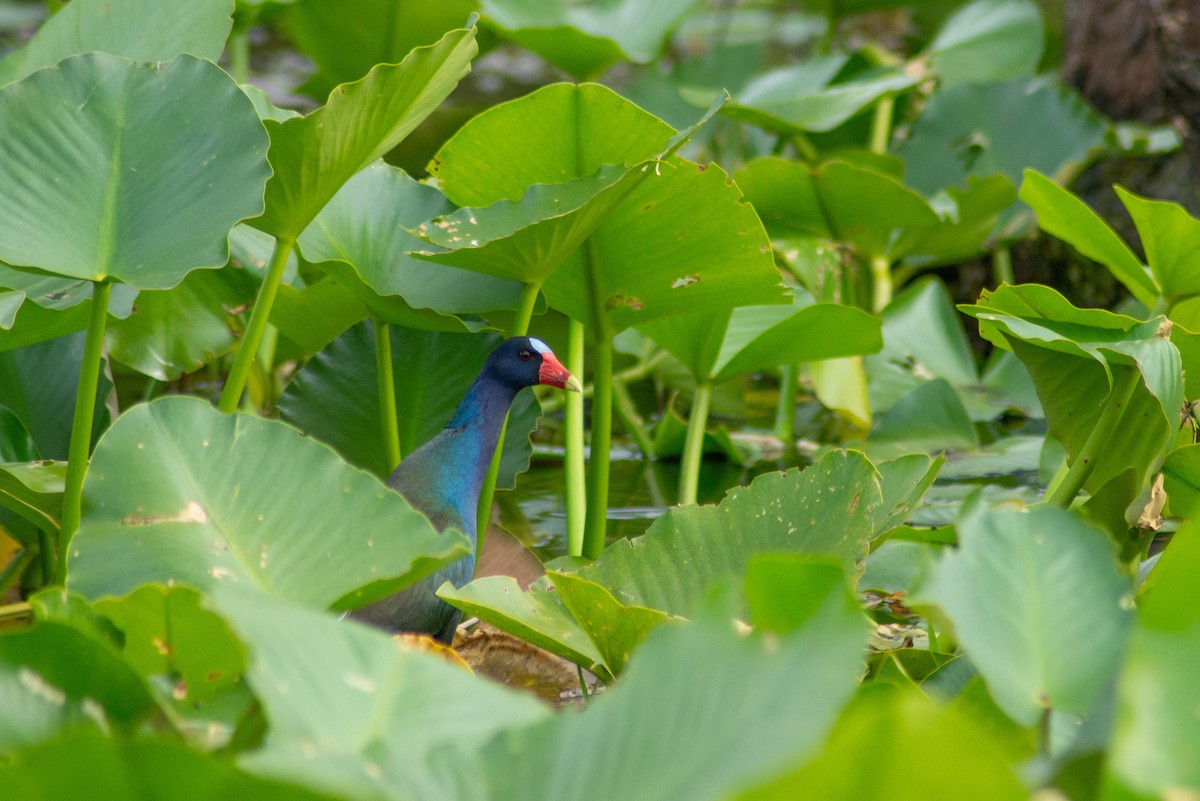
(489, 337, 582, 393)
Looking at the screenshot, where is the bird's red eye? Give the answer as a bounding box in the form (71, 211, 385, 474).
(518, 350, 533, 361)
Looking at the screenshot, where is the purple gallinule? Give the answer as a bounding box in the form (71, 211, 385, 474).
(353, 336, 581, 643)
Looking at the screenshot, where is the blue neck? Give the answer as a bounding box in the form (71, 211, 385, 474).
(431, 375, 521, 535)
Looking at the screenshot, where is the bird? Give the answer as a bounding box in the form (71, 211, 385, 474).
(352, 336, 581, 643)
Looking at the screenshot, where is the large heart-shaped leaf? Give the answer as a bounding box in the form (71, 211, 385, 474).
(896, 77, 1107, 201)
(444, 450, 901, 674)
(415, 83, 785, 331)
(473, 580, 868, 801)
(960, 283, 1182, 497)
(106, 269, 258, 381)
(250, 27, 477, 241)
(480, 0, 703, 79)
(285, 0, 477, 97)
(736, 158, 1012, 266)
(297, 161, 524, 324)
(0, 266, 137, 352)
(215, 589, 549, 801)
(0, 622, 155, 755)
(639, 288, 883, 384)
(0, 333, 114, 459)
(917, 503, 1134, 726)
(0, 0, 234, 87)
(67, 396, 469, 610)
(0, 53, 269, 290)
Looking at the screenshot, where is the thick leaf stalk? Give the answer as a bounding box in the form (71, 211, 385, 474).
(374, 318, 402, 471)
(58, 279, 112, 582)
(219, 236, 294, 413)
(774, 363, 798, 445)
(679, 379, 713, 506)
(564, 318, 587, 556)
(1045, 367, 1142, 508)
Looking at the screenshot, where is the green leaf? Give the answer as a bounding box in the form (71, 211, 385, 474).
(918, 503, 1134, 726)
(736, 686, 1027, 800)
(278, 324, 540, 486)
(1162, 446, 1200, 520)
(897, 78, 1107, 201)
(446, 450, 889, 675)
(1109, 623, 1200, 796)
(1138, 521, 1200, 632)
(744, 555, 861, 635)
(961, 283, 1181, 497)
(480, 0, 703, 79)
(0, 333, 114, 458)
(0, 0, 234, 86)
(0, 266, 137, 352)
(67, 396, 469, 610)
(437, 574, 610, 678)
(285, 0, 477, 96)
(297, 161, 524, 325)
(417, 83, 785, 331)
(1116, 185, 1200, 312)
(0, 622, 155, 755)
(639, 289, 883, 384)
(0, 54, 269, 290)
(1019, 171, 1157, 307)
(869, 378, 979, 452)
(250, 27, 477, 240)
(106, 269, 257, 381)
(214, 589, 549, 801)
(0, 730, 343, 801)
(476, 588, 868, 801)
(0, 461, 64, 534)
(925, 0, 1044, 87)
(726, 60, 918, 134)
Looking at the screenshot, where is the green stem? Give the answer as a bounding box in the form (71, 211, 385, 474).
(1038, 707, 1052, 757)
(774, 364, 798, 445)
(476, 282, 541, 551)
(1045, 368, 1141, 508)
(992, 245, 1015, 286)
(374, 318, 401, 471)
(678, 379, 713, 506)
(583, 328, 613, 559)
(219, 236, 293, 414)
(612, 378, 654, 459)
(869, 95, 895, 155)
(870, 255, 893, 313)
(564, 318, 587, 557)
(58, 280, 112, 583)
(582, 235, 614, 559)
